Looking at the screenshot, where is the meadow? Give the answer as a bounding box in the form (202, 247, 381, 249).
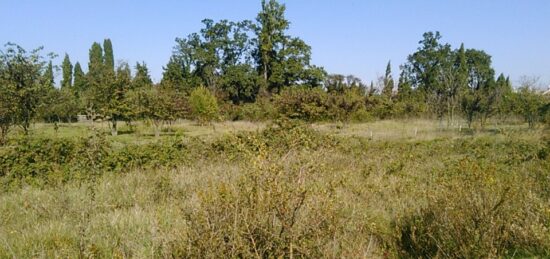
(1, 119, 549, 258)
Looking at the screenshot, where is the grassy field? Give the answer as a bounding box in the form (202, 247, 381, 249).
(1, 120, 549, 258)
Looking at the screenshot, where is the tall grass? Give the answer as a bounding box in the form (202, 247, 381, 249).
(1, 121, 549, 257)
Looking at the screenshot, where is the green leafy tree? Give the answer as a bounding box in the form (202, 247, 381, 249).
(73, 62, 86, 94)
(220, 64, 260, 104)
(0, 43, 51, 134)
(42, 61, 55, 88)
(254, 0, 324, 93)
(160, 56, 188, 92)
(255, 0, 289, 92)
(61, 53, 73, 89)
(460, 49, 496, 128)
(132, 62, 153, 89)
(325, 74, 365, 94)
(189, 86, 219, 125)
(404, 32, 451, 121)
(514, 77, 546, 128)
(101, 62, 132, 136)
(103, 38, 114, 73)
(173, 19, 254, 95)
(0, 64, 15, 143)
(134, 87, 176, 137)
(39, 87, 79, 124)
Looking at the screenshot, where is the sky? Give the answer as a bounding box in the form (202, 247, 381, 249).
(1, 0, 549, 88)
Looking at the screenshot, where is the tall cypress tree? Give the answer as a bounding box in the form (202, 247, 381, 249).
(43, 61, 55, 88)
(382, 61, 394, 98)
(103, 39, 115, 73)
(61, 54, 73, 89)
(73, 62, 86, 94)
(88, 42, 104, 79)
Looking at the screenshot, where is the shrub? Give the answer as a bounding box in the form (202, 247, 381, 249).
(189, 87, 219, 125)
(186, 131, 345, 257)
(275, 87, 330, 121)
(394, 159, 550, 258)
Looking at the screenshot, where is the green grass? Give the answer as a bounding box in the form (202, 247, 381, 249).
(1, 120, 549, 257)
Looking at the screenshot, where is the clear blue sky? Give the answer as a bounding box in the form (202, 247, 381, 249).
(2, 0, 549, 87)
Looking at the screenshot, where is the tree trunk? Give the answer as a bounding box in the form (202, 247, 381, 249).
(111, 119, 118, 136)
(154, 120, 162, 138)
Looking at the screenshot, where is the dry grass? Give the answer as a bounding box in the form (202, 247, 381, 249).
(1, 120, 548, 257)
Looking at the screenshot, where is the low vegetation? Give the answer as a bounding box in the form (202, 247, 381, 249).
(1, 120, 549, 257)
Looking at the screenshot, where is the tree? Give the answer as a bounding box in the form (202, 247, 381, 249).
(73, 62, 86, 93)
(173, 19, 254, 95)
(220, 64, 260, 104)
(103, 38, 114, 73)
(42, 61, 55, 88)
(61, 53, 73, 89)
(253, 0, 323, 93)
(382, 61, 394, 99)
(189, 86, 219, 125)
(494, 73, 513, 120)
(255, 0, 289, 92)
(460, 49, 496, 128)
(0, 62, 15, 143)
(448, 43, 468, 126)
(39, 87, 79, 124)
(515, 76, 546, 128)
(101, 62, 132, 136)
(0, 43, 50, 134)
(161, 56, 187, 92)
(132, 62, 153, 89)
(133, 87, 176, 137)
(403, 32, 451, 121)
(88, 42, 104, 79)
(83, 42, 105, 120)
(325, 74, 365, 94)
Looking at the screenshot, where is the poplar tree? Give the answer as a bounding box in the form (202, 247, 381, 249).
(103, 39, 115, 73)
(42, 61, 55, 88)
(382, 61, 394, 98)
(61, 54, 73, 89)
(73, 62, 86, 93)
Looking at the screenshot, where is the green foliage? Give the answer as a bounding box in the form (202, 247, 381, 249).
(0, 43, 51, 134)
(42, 61, 55, 88)
(160, 56, 189, 92)
(132, 62, 152, 89)
(514, 86, 546, 128)
(275, 87, 330, 121)
(38, 87, 79, 123)
(60, 53, 73, 89)
(103, 39, 114, 73)
(382, 61, 394, 98)
(254, 0, 325, 93)
(189, 87, 219, 124)
(72, 62, 86, 94)
(395, 159, 549, 258)
(220, 64, 260, 104)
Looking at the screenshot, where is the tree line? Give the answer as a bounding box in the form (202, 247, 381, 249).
(1, 0, 549, 142)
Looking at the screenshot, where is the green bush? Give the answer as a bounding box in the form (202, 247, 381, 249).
(275, 87, 330, 121)
(394, 159, 550, 258)
(0, 132, 196, 191)
(189, 87, 219, 125)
